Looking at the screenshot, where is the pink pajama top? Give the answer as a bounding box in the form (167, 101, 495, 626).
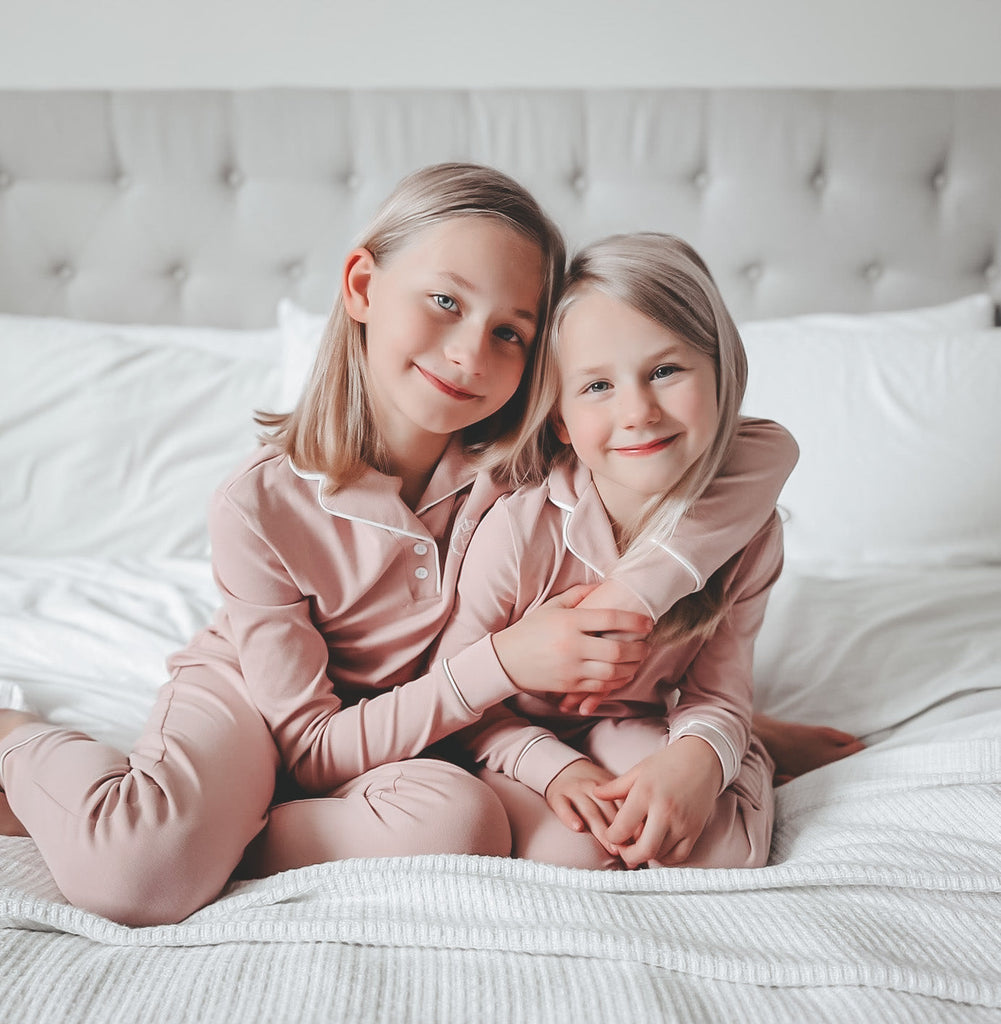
(171, 419, 795, 796)
(432, 436, 786, 798)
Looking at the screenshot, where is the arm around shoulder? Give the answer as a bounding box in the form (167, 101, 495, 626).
(604, 417, 797, 620)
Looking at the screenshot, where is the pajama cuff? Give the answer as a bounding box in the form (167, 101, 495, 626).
(514, 736, 588, 798)
(669, 720, 741, 793)
(608, 542, 700, 620)
(440, 634, 520, 718)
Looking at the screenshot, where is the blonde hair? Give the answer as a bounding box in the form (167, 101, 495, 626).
(257, 163, 566, 489)
(507, 232, 750, 643)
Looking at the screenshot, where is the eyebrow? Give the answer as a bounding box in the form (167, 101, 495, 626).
(567, 364, 611, 379)
(440, 272, 537, 325)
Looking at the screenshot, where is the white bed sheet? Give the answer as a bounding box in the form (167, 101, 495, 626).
(1, 556, 1000, 1023)
(4, 555, 998, 752)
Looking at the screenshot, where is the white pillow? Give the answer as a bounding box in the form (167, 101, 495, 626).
(753, 564, 1001, 737)
(741, 327, 1001, 568)
(272, 294, 997, 414)
(739, 292, 995, 338)
(0, 311, 285, 361)
(1, 314, 281, 558)
(278, 299, 329, 409)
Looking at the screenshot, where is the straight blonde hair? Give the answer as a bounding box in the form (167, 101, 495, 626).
(257, 163, 566, 489)
(504, 232, 750, 643)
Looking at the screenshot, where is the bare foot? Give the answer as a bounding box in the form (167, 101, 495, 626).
(753, 713, 865, 786)
(0, 791, 29, 837)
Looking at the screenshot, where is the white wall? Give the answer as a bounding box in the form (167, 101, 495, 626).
(3, 0, 1001, 89)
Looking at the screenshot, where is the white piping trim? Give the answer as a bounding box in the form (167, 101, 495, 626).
(289, 458, 473, 516)
(0, 728, 52, 790)
(290, 459, 443, 593)
(415, 479, 473, 516)
(442, 659, 478, 718)
(653, 542, 704, 590)
(512, 734, 555, 781)
(672, 719, 740, 782)
(560, 509, 606, 579)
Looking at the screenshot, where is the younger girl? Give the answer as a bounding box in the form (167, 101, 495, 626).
(1, 169, 796, 924)
(433, 233, 790, 870)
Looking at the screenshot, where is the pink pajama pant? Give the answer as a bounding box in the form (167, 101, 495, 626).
(479, 717, 775, 871)
(0, 662, 511, 927)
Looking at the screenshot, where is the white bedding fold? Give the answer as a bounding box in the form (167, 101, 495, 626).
(2, 558, 1000, 1022)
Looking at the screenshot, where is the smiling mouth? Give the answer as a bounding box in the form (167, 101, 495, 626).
(613, 436, 678, 456)
(417, 366, 479, 401)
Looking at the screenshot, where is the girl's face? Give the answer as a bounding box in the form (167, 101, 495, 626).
(554, 288, 719, 533)
(344, 216, 545, 465)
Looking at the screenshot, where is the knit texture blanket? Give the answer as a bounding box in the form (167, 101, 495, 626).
(3, 734, 1000, 1024)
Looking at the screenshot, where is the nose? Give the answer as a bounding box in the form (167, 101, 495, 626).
(443, 322, 490, 375)
(619, 382, 661, 429)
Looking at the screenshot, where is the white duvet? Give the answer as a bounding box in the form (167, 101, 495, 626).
(2, 556, 1000, 1023)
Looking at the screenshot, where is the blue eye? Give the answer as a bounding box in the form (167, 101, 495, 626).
(585, 380, 611, 394)
(494, 326, 526, 346)
(433, 294, 458, 312)
(651, 364, 679, 380)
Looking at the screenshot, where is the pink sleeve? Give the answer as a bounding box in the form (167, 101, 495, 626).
(607, 418, 797, 618)
(668, 513, 785, 790)
(434, 501, 586, 796)
(209, 490, 518, 794)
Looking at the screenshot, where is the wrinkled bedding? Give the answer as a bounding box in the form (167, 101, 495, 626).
(2, 557, 999, 1023)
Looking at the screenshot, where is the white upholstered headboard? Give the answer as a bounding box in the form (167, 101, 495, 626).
(1, 88, 999, 327)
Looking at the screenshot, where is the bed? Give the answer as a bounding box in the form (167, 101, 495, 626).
(1, 88, 1000, 1023)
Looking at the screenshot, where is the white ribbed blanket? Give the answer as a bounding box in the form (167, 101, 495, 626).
(3, 735, 1000, 1024)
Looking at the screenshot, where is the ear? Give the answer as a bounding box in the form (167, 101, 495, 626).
(342, 247, 376, 322)
(551, 410, 571, 446)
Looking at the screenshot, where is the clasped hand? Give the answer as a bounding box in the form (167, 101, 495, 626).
(546, 736, 723, 869)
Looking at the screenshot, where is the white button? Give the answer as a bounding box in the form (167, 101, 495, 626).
(692, 170, 709, 190)
(286, 261, 304, 280)
(225, 168, 244, 188)
(414, 566, 429, 580)
(744, 262, 762, 283)
(413, 543, 428, 556)
(345, 172, 361, 190)
(572, 172, 587, 193)
(170, 264, 188, 283)
(54, 262, 75, 280)
(932, 170, 947, 191)
(811, 170, 827, 191)
(0, 170, 12, 189)
(863, 262, 882, 282)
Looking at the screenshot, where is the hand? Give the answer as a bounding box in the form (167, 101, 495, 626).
(492, 584, 652, 696)
(555, 580, 653, 715)
(752, 713, 865, 785)
(593, 736, 723, 869)
(545, 758, 620, 854)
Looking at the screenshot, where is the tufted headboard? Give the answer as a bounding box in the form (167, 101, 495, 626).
(1, 88, 999, 327)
